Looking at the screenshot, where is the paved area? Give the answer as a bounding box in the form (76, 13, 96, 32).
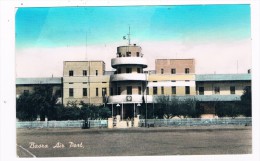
(16, 125, 252, 157)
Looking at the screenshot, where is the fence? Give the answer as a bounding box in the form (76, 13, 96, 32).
(17, 117, 252, 129)
(139, 117, 252, 127)
(16, 120, 108, 129)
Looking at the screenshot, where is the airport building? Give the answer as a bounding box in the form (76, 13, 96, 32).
(16, 43, 251, 121)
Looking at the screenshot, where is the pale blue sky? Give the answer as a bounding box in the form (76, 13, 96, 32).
(16, 5, 251, 49)
(15, 5, 252, 77)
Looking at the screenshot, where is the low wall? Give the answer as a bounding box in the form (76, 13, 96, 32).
(139, 117, 252, 127)
(17, 117, 251, 129)
(16, 120, 107, 129)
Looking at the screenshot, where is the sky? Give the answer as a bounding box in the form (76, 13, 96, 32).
(15, 5, 252, 77)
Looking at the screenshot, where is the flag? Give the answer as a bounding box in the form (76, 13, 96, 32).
(123, 36, 126, 40)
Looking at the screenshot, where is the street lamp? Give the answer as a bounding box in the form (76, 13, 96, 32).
(145, 72, 148, 127)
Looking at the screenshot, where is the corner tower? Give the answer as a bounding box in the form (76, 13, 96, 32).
(108, 44, 151, 119)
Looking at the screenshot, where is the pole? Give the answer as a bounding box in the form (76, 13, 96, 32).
(122, 103, 124, 120)
(112, 103, 113, 118)
(145, 73, 148, 127)
(134, 103, 135, 118)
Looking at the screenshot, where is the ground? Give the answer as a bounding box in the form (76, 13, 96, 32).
(16, 125, 252, 157)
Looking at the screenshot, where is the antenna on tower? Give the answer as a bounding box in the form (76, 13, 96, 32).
(85, 32, 88, 60)
(127, 25, 131, 45)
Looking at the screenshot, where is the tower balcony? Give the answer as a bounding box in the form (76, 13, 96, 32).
(111, 57, 147, 68)
(110, 73, 148, 82)
(107, 95, 153, 104)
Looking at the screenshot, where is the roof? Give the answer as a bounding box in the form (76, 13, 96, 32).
(154, 95, 241, 102)
(16, 77, 62, 85)
(196, 74, 251, 81)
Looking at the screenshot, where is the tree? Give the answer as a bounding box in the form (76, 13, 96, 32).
(240, 86, 252, 117)
(16, 85, 59, 121)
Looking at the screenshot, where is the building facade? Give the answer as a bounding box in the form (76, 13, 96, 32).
(16, 44, 251, 120)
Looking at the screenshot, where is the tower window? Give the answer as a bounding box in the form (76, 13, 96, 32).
(96, 70, 98, 76)
(137, 68, 141, 73)
(127, 86, 132, 95)
(136, 52, 140, 57)
(126, 52, 131, 57)
(138, 86, 141, 95)
(117, 87, 121, 95)
(161, 69, 164, 74)
(117, 68, 121, 74)
(126, 68, 132, 73)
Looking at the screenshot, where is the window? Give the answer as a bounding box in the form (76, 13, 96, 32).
(185, 86, 190, 95)
(138, 86, 141, 95)
(96, 70, 98, 76)
(83, 88, 87, 96)
(153, 87, 158, 95)
(171, 68, 176, 74)
(146, 87, 149, 95)
(102, 88, 107, 96)
(96, 88, 99, 96)
(69, 82, 73, 84)
(161, 68, 164, 74)
(136, 52, 140, 57)
(185, 80, 190, 82)
(126, 68, 132, 73)
(83, 82, 88, 84)
(69, 88, 73, 97)
(161, 87, 164, 95)
(118, 53, 122, 57)
(117, 68, 121, 74)
(172, 86, 176, 94)
(117, 87, 121, 95)
(230, 86, 235, 94)
(110, 88, 113, 96)
(127, 86, 132, 95)
(137, 68, 141, 73)
(185, 68, 190, 74)
(214, 87, 220, 94)
(83, 70, 87, 76)
(198, 87, 204, 95)
(126, 52, 131, 57)
(69, 70, 73, 76)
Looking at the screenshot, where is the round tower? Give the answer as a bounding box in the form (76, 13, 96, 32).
(108, 44, 149, 119)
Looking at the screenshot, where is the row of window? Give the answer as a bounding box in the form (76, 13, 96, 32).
(160, 68, 190, 74)
(198, 86, 239, 95)
(69, 70, 99, 76)
(117, 52, 141, 57)
(68, 86, 190, 97)
(117, 68, 142, 74)
(69, 88, 107, 97)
